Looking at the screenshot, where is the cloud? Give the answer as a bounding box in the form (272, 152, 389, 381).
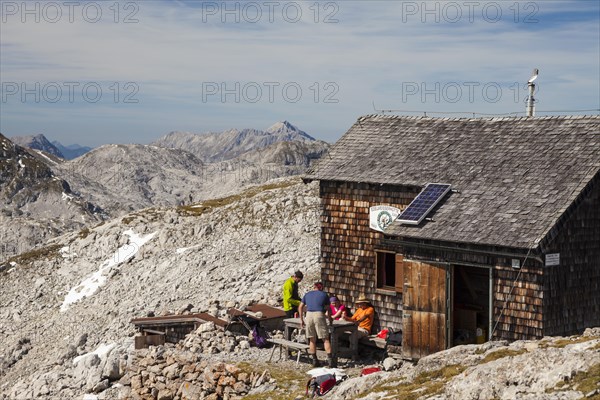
(1, 0, 598, 145)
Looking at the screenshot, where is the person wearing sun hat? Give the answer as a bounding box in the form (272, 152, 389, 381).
(343, 295, 375, 339)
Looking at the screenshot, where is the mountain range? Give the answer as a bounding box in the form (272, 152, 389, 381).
(152, 121, 322, 162)
(10, 134, 92, 160)
(1, 122, 329, 257)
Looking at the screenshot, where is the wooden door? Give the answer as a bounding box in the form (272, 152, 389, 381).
(402, 260, 447, 359)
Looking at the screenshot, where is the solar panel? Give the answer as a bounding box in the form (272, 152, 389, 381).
(396, 183, 451, 225)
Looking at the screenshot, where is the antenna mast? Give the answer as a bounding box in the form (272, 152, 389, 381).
(526, 68, 539, 117)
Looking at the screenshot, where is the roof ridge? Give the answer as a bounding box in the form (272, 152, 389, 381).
(359, 114, 600, 122)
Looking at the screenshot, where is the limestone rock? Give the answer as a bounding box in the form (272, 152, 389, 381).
(383, 357, 401, 371)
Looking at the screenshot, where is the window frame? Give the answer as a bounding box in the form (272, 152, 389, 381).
(375, 250, 403, 293)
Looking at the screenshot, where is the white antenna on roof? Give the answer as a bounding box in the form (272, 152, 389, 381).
(526, 68, 539, 117)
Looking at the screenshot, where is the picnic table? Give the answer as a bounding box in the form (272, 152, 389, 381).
(282, 318, 359, 365)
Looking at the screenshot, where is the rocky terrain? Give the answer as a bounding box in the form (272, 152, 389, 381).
(0, 133, 104, 260)
(55, 144, 209, 213)
(0, 178, 322, 399)
(330, 328, 600, 400)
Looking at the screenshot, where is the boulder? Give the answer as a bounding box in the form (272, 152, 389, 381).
(383, 357, 401, 371)
(102, 351, 121, 381)
(179, 382, 204, 400)
(157, 389, 174, 400)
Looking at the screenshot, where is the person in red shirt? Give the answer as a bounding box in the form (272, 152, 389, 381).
(329, 296, 347, 320)
(343, 296, 375, 339)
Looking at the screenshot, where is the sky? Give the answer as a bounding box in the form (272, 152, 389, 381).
(1, 0, 599, 147)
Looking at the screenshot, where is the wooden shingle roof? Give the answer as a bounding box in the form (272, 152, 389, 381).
(305, 115, 600, 249)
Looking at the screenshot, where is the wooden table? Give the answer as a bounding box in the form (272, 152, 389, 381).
(283, 318, 359, 364)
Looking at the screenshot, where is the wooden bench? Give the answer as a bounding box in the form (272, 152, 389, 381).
(359, 336, 388, 349)
(359, 336, 403, 356)
(267, 338, 310, 364)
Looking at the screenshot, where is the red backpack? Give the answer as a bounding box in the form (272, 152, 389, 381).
(306, 373, 336, 397)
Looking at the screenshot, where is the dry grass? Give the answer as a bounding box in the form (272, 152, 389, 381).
(480, 348, 527, 364)
(121, 208, 161, 225)
(78, 227, 91, 239)
(550, 363, 600, 398)
(177, 179, 298, 217)
(361, 365, 466, 400)
(8, 244, 62, 265)
(543, 336, 598, 349)
(236, 361, 310, 400)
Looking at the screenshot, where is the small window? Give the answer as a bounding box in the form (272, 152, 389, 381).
(376, 251, 403, 292)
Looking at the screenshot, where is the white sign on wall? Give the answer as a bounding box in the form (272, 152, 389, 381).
(545, 253, 560, 266)
(369, 205, 401, 232)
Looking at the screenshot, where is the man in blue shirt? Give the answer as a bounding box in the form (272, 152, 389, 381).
(299, 282, 334, 367)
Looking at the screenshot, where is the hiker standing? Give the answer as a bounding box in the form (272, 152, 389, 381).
(298, 282, 334, 367)
(283, 270, 303, 318)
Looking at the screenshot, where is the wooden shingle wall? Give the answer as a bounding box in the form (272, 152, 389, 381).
(542, 181, 600, 336)
(381, 239, 545, 341)
(492, 264, 544, 340)
(320, 180, 417, 329)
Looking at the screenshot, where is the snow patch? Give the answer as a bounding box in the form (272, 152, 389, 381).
(82, 395, 98, 400)
(73, 343, 116, 365)
(176, 245, 201, 254)
(60, 230, 157, 312)
(35, 150, 58, 164)
(62, 192, 75, 201)
(18, 159, 25, 168)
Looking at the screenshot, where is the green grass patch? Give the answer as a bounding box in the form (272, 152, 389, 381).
(360, 364, 466, 400)
(480, 348, 527, 364)
(235, 361, 310, 400)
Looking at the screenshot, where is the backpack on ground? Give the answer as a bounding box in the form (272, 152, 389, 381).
(251, 324, 270, 348)
(386, 328, 402, 346)
(306, 373, 336, 397)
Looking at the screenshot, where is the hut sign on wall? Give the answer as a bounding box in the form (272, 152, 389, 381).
(545, 253, 560, 266)
(369, 206, 401, 232)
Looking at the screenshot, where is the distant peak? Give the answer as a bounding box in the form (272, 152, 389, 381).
(266, 121, 298, 133)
